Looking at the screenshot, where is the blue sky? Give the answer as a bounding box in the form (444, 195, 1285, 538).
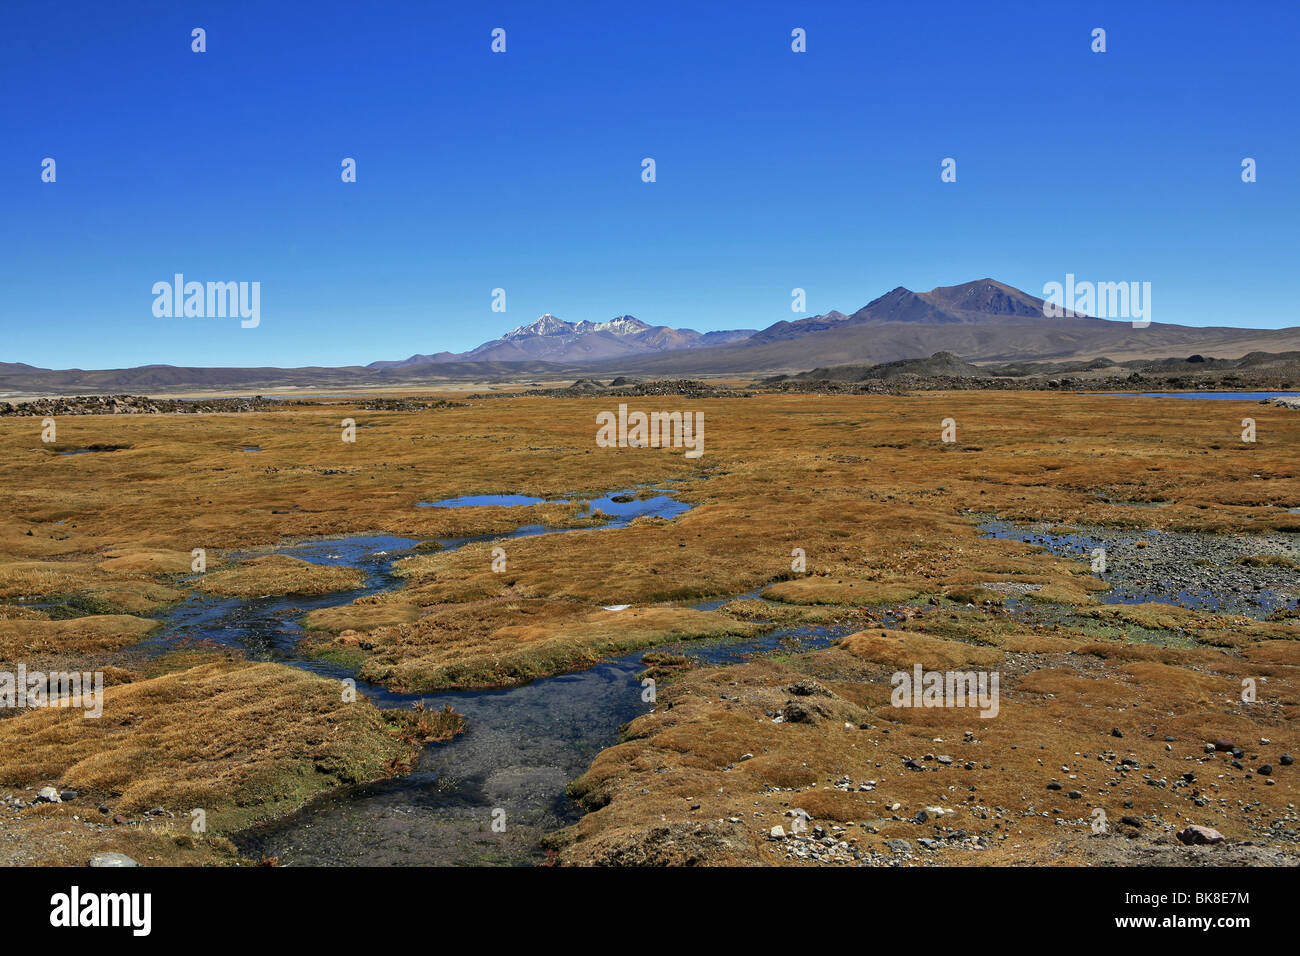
(2, 0, 1296, 369)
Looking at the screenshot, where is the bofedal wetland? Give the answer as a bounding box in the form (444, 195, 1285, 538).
(0, 390, 1296, 866)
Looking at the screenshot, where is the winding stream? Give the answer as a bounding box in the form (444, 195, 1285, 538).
(145, 490, 846, 865)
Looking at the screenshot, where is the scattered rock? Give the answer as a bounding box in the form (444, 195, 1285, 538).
(1177, 825, 1225, 846)
(786, 679, 830, 697)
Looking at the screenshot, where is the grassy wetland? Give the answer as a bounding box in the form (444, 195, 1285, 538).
(0, 390, 1297, 866)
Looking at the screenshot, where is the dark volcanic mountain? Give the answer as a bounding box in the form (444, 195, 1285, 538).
(747, 280, 1047, 346)
(591, 279, 1300, 375)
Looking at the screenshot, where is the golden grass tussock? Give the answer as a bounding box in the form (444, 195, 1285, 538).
(301, 595, 422, 633)
(0, 614, 160, 663)
(95, 547, 213, 574)
(837, 628, 1004, 670)
(762, 577, 925, 606)
(196, 555, 364, 597)
(334, 603, 757, 692)
(0, 661, 427, 831)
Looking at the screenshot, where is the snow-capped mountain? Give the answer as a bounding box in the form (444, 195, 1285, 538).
(502, 314, 653, 341)
(410, 314, 757, 364)
(572, 315, 652, 336)
(501, 313, 579, 340)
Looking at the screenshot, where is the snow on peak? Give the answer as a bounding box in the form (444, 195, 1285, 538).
(572, 315, 651, 336)
(503, 314, 575, 339)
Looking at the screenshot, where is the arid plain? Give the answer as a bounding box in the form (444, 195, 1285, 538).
(1, 390, 1297, 866)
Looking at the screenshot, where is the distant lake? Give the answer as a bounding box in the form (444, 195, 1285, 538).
(1094, 392, 1300, 401)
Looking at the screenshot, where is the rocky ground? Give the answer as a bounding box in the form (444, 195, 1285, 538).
(771, 373, 1300, 394)
(470, 378, 755, 399)
(0, 395, 279, 416)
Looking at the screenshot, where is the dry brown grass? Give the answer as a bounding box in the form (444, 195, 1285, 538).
(0, 392, 1297, 864)
(0, 661, 421, 832)
(551, 633, 1300, 865)
(196, 554, 363, 597)
(307, 601, 757, 691)
(0, 614, 159, 664)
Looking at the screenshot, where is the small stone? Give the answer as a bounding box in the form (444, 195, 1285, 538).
(769, 825, 787, 840)
(35, 787, 61, 804)
(1281, 754, 1294, 766)
(1177, 825, 1225, 846)
(1120, 816, 1143, 828)
(1046, 781, 1063, 791)
(1111, 727, 1123, 738)
(89, 852, 140, 867)
(1258, 765, 1272, 776)
(1213, 738, 1235, 752)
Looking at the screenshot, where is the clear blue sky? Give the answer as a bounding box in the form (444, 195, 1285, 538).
(2, 0, 1296, 369)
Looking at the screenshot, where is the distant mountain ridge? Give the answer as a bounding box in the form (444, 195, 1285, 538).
(368, 313, 757, 367)
(5, 278, 1299, 395)
(749, 279, 1061, 345)
(588, 278, 1300, 375)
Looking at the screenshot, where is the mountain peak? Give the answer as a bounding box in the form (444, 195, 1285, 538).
(572, 315, 652, 336)
(920, 279, 1044, 317)
(503, 314, 574, 339)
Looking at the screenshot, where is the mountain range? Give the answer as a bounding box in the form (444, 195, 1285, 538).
(4, 279, 1299, 396)
(366, 314, 756, 368)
